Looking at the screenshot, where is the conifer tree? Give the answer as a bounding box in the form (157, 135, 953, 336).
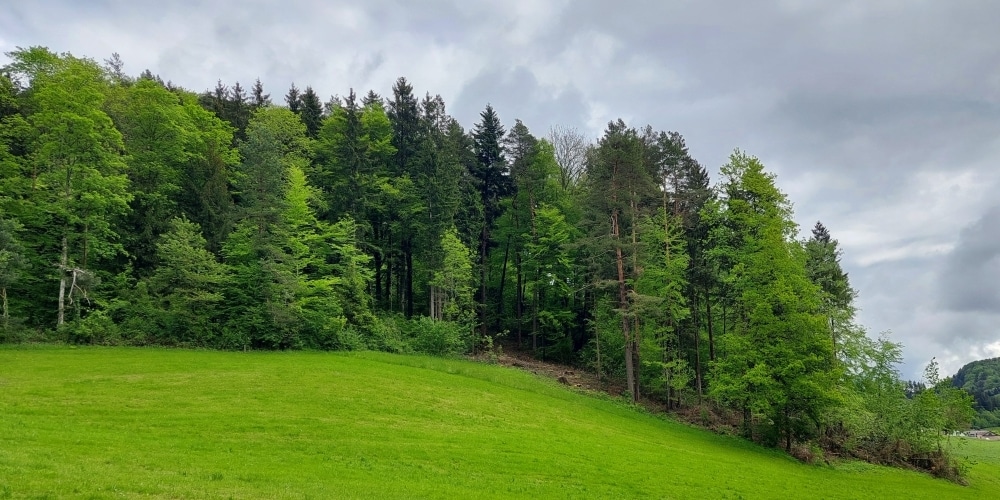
(299, 86, 323, 139)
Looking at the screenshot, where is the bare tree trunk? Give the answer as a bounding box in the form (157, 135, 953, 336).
(830, 315, 837, 365)
(530, 199, 539, 353)
(1, 287, 8, 328)
(705, 288, 715, 362)
(405, 241, 413, 319)
(479, 226, 488, 339)
(694, 291, 703, 402)
(57, 236, 68, 327)
(497, 235, 510, 319)
(429, 285, 436, 320)
(515, 254, 523, 345)
(612, 210, 637, 403)
(375, 251, 383, 308)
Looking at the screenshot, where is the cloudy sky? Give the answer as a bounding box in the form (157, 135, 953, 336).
(3, 0, 999, 378)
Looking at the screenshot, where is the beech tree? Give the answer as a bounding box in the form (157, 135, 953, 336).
(7, 49, 132, 327)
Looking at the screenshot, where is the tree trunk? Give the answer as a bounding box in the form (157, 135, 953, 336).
(530, 200, 539, 353)
(497, 235, 510, 318)
(1, 287, 7, 328)
(429, 284, 435, 320)
(58, 236, 68, 327)
(515, 253, 523, 345)
(830, 315, 837, 365)
(405, 240, 413, 319)
(374, 251, 383, 309)
(386, 233, 393, 312)
(705, 288, 715, 362)
(612, 209, 637, 403)
(693, 291, 703, 402)
(479, 225, 489, 338)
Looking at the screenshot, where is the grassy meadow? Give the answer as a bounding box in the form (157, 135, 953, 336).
(0, 346, 997, 499)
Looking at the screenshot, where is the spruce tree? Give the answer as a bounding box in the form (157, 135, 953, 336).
(299, 86, 323, 139)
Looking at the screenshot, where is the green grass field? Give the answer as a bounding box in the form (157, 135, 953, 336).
(1, 346, 997, 499)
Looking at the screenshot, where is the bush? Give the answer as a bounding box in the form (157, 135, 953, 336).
(63, 310, 121, 345)
(365, 316, 409, 353)
(405, 316, 471, 356)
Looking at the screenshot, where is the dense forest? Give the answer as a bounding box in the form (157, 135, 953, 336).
(950, 358, 1000, 428)
(0, 47, 977, 477)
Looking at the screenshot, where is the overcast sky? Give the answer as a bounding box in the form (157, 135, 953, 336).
(4, 1, 999, 379)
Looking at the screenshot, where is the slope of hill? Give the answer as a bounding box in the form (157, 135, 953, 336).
(0, 346, 997, 499)
(950, 357, 1000, 428)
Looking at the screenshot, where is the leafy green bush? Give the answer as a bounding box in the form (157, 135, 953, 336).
(404, 316, 471, 356)
(364, 316, 410, 353)
(64, 310, 121, 345)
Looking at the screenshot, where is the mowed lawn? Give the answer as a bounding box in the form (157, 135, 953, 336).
(0, 347, 996, 499)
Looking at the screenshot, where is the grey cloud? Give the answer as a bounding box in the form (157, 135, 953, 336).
(453, 66, 588, 137)
(5, 0, 1000, 378)
(941, 205, 1000, 313)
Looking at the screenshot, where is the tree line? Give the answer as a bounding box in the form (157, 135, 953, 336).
(0, 47, 975, 476)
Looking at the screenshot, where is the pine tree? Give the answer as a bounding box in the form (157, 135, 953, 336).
(582, 119, 658, 402)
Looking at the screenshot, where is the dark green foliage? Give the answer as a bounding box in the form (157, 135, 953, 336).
(951, 357, 1000, 427)
(299, 86, 323, 138)
(252, 78, 270, 107)
(285, 83, 300, 113)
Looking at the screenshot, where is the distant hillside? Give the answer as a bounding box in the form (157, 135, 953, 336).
(950, 357, 1000, 427)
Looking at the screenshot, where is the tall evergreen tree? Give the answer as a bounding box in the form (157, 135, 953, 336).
(299, 86, 323, 139)
(470, 104, 513, 336)
(804, 221, 855, 360)
(582, 119, 658, 401)
(285, 83, 301, 114)
(251, 78, 270, 108)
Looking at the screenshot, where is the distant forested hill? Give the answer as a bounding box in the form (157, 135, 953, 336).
(951, 357, 1000, 427)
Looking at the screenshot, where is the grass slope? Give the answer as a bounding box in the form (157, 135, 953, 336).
(0, 347, 996, 499)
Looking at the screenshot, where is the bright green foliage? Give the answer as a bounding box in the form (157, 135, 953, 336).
(429, 227, 475, 323)
(523, 202, 579, 360)
(5, 49, 132, 327)
(635, 208, 691, 404)
(709, 151, 837, 449)
(222, 106, 309, 349)
(0, 45, 979, 476)
(834, 331, 974, 473)
(324, 216, 374, 328)
(173, 91, 239, 253)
